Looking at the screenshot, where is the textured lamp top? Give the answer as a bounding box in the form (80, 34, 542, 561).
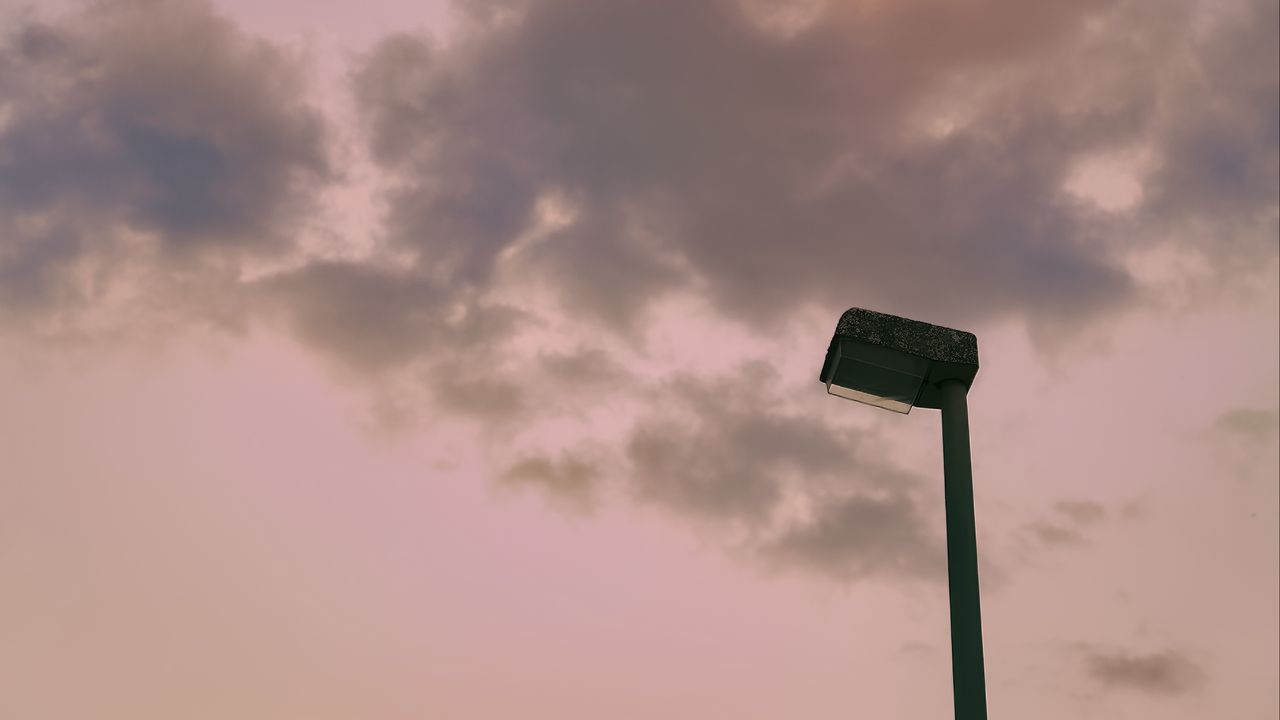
(833, 308, 978, 365)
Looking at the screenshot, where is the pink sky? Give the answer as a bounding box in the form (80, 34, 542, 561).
(0, 1, 1276, 718)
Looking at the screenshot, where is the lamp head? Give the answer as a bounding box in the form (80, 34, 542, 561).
(819, 307, 979, 413)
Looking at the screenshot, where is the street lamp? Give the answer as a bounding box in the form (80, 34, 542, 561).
(819, 307, 987, 720)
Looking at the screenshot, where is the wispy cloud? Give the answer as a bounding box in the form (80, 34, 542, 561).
(1083, 648, 1207, 695)
(500, 451, 599, 509)
(1024, 499, 1111, 547)
(1212, 408, 1280, 443)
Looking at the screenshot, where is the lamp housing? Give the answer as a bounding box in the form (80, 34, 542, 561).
(818, 307, 979, 413)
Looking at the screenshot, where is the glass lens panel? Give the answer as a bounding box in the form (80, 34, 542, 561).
(825, 351, 926, 413)
(826, 384, 914, 413)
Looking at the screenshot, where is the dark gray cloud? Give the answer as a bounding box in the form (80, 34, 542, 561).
(0, 0, 329, 332)
(347, 0, 1147, 336)
(257, 260, 516, 375)
(764, 489, 946, 581)
(1084, 648, 1206, 695)
(2, 0, 1270, 367)
(275, 0, 1277, 382)
(624, 363, 946, 581)
(626, 363, 863, 521)
(224, 0, 1274, 425)
(1135, 0, 1279, 269)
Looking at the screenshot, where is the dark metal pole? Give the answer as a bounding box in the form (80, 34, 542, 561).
(938, 379, 988, 720)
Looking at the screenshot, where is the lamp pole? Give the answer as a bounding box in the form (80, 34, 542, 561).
(939, 379, 987, 720)
(819, 307, 989, 720)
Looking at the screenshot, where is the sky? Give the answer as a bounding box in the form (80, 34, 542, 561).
(0, 0, 1276, 717)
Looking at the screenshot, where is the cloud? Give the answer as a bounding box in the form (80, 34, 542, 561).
(347, 0, 1154, 339)
(500, 451, 599, 508)
(261, 0, 1277, 583)
(1207, 406, 1279, 483)
(764, 489, 946, 581)
(536, 347, 628, 387)
(623, 362, 946, 581)
(2, 0, 1274, 588)
(1025, 499, 1110, 546)
(257, 260, 515, 374)
(1027, 523, 1084, 547)
(0, 0, 329, 335)
(295, 0, 1277, 383)
(625, 363, 860, 520)
(1083, 648, 1206, 695)
(1212, 408, 1280, 443)
(1053, 500, 1107, 525)
(2, 0, 1271, 369)
(1134, 0, 1279, 269)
